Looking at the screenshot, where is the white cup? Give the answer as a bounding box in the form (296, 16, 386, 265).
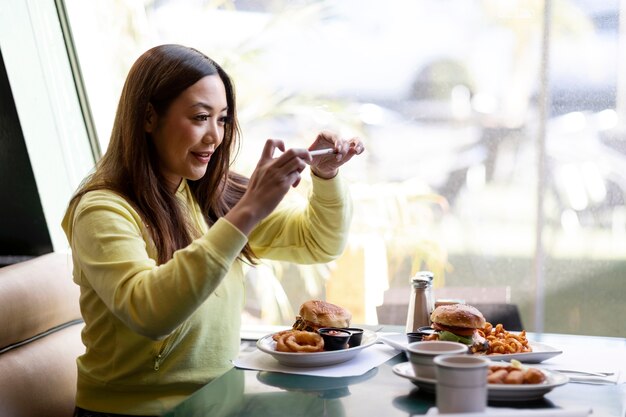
(406, 341, 469, 379)
(434, 354, 489, 414)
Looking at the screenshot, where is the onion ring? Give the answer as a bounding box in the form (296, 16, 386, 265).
(272, 329, 295, 341)
(275, 330, 324, 353)
(276, 332, 292, 352)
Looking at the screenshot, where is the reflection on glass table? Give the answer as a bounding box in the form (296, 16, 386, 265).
(257, 366, 378, 399)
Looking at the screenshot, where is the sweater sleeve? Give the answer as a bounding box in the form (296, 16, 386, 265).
(248, 173, 353, 264)
(65, 191, 247, 340)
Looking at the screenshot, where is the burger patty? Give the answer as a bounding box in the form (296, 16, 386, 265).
(426, 325, 490, 353)
(432, 322, 476, 336)
(292, 317, 319, 332)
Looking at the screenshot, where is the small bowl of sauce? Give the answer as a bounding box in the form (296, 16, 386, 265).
(407, 326, 435, 343)
(341, 327, 364, 347)
(318, 328, 351, 351)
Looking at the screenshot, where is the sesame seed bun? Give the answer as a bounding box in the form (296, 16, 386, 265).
(293, 300, 351, 331)
(430, 304, 486, 329)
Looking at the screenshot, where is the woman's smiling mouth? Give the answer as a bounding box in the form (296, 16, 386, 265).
(191, 151, 212, 164)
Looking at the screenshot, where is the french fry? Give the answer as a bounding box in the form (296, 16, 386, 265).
(480, 322, 532, 355)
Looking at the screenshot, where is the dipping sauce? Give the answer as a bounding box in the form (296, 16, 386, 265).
(342, 327, 364, 347)
(407, 326, 435, 343)
(318, 328, 351, 351)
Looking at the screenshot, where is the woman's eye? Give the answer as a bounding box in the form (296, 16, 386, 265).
(195, 114, 209, 121)
(218, 116, 229, 125)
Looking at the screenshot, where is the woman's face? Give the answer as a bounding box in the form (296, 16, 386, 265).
(146, 74, 228, 192)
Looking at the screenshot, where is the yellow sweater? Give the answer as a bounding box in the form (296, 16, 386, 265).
(61, 175, 352, 415)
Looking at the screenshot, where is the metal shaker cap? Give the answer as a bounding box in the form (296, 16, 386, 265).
(411, 271, 433, 287)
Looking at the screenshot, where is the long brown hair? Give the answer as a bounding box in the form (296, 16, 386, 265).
(68, 44, 255, 264)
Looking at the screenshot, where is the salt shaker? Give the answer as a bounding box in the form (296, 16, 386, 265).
(405, 271, 434, 333)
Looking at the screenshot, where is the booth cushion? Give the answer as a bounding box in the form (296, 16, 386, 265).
(0, 323, 83, 417)
(0, 252, 84, 417)
(0, 252, 80, 350)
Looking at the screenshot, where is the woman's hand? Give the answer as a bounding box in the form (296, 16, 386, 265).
(308, 131, 365, 179)
(225, 139, 311, 235)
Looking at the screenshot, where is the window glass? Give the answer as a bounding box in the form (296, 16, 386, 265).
(64, 0, 626, 337)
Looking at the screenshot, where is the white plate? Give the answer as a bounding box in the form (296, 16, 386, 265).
(379, 333, 562, 364)
(474, 342, 563, 363)
(392, 362, 569, 402)
(256, 329, 378, 367)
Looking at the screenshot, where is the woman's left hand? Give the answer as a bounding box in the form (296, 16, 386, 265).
(308, 131, 365, 179)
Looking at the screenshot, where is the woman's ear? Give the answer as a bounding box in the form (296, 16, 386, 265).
(144, 103, 156, 133)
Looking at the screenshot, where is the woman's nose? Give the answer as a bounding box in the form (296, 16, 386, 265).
(202, 119, 221, 144)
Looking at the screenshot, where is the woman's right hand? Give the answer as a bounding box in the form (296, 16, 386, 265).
(225, 139, 311, 235)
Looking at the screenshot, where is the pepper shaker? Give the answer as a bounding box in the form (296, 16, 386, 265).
(405, 271, 434, 333)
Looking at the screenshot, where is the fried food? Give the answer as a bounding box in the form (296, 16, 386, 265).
(275, 331, 294, 351)
(487, 363, 546, 385)
(272, 329, 295, 341)
(478, 322, 532, 355)
(487, 369, 508, 384)
(275, 330, 324, 353)
(504, 369, 524, 384)
(523, 367, 546, 384)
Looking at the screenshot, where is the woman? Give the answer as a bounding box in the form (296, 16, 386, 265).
(62, 44, 364, 416)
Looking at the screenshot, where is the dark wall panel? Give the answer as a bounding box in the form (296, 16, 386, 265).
(0, 48, 53, 264)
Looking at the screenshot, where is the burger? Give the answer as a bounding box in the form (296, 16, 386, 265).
(423, 304, 489, 353)
(292, 300, 352, 332)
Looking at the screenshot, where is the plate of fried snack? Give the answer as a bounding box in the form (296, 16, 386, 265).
(418, 304, 562, 363)
(256, 300, 379, 367)
(477, 321, 562, 363)
(486, 360, 569, 401)
(393, 359, 569, 401)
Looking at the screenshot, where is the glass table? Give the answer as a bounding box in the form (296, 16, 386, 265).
(164, 331, 626, 416)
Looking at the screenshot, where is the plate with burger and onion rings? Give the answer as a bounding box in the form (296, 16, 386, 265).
(382, 304, 562, 363)
(256, 300, 379, 367)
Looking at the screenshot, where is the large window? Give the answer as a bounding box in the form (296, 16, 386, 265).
(63, 0, 626, 337)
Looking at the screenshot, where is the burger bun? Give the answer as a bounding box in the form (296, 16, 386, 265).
(294, 300, 351, 331)
(430, 304, 486, 330)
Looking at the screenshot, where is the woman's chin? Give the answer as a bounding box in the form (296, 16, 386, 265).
(186, 167, 209, 181)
